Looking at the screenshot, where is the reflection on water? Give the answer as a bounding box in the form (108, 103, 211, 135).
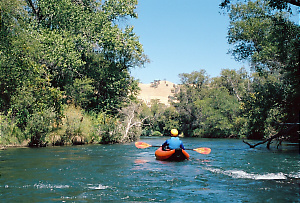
(0, 138, 299, 202)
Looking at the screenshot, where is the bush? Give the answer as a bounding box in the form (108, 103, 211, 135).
(192, 128, 205, 138)
(94, 112, 122, 144)
(47, 105, 94, 145)
(152, 131, 162, 136)
(141, 129, 152, 136)
(0, 114, 24, 146)
(26, 108, 56, 147)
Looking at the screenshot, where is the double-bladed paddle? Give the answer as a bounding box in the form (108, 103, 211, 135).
(135, 141, 211, 154)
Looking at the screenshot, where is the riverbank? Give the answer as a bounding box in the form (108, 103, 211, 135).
(0, 105, 141, 148)
(0, 139, 30, 150)
(1, 137, 298, 153)
(0, 138, 89, 150)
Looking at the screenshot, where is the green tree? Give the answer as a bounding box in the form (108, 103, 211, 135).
(227, 0, 299, 140)
(214, 68, 250, 102)
(146, 99, 169, 135)
(0, 0, 36, 111)
(174, 70, 209, 136)
(193, 87, 240, 138)
(0, 0, 148, 146)
(173, 69, 249, 138)
(0, 0, 63, 146)
(161, 106, 180, 135)
(220, 0, 300, 10)
(25, 0, 148, 112)
(139, 99, 180, 136)
(64, 77, 95, 109)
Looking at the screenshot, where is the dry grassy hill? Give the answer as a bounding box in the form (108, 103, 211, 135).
(137, 80, 179, 106)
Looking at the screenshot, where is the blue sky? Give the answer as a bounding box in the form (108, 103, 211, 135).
(129, 0, 248, 84)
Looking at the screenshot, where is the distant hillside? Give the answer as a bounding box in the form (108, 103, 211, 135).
(137, 80, 180, 106)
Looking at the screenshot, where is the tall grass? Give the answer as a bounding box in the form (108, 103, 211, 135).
(47, 105, 95, 145)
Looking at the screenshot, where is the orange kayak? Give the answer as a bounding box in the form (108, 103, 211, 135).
(155, 147, 190, 161)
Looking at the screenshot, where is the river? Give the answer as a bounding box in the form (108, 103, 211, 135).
(0, 137, 299, 202)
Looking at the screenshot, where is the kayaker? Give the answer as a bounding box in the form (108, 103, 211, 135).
(161, 129, 185, 151)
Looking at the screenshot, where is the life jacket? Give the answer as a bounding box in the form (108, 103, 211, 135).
(167, 137, 182, 149)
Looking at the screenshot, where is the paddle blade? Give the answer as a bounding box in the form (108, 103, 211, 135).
(193, 147, 211, 154)
(135, 142, 152, 149)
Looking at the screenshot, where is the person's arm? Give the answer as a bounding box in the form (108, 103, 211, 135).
(180, 141, 185, 150)
(162, 140, 169, 151)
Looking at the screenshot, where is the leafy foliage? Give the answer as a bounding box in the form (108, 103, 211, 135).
(1, 0, 298, 146)
(172, 69, 245, 138)
(0, 0, 147, 146)
(227, 0, 299, 139)
(220, 0, 300, 10)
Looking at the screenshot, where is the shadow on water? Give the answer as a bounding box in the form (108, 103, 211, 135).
(0, 137, 299, 202)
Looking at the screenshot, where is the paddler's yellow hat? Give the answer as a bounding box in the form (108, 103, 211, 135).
(171, 129, 178, 137)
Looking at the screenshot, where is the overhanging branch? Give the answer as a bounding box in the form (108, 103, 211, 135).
(286, 0, 300, 7)
(220, 0, 300, 8)
(243, 125, 298, 149)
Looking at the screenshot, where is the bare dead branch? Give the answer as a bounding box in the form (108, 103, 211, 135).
(243, 139, 268, 148)
(243, 125, 298, 149)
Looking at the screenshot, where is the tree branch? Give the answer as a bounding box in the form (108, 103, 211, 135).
(243, 139, 268, 148)
(26, 0, 37, 16)
(25, 0, 42, 21)
(220, 0, 300, 8)
(226, 77, 242, 101)
(286, 0, 300, 7)
(243, 125, 298, 149)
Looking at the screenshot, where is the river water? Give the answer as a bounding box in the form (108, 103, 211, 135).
(0, 137, 299, 202)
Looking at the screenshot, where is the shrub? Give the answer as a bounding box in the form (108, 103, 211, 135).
(26, 108, 56, 147)
(94, 112, 122, 144)
(48, 105, 94, 145)
(152, 131, 162, 136)
(0, 114, 24, 145)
